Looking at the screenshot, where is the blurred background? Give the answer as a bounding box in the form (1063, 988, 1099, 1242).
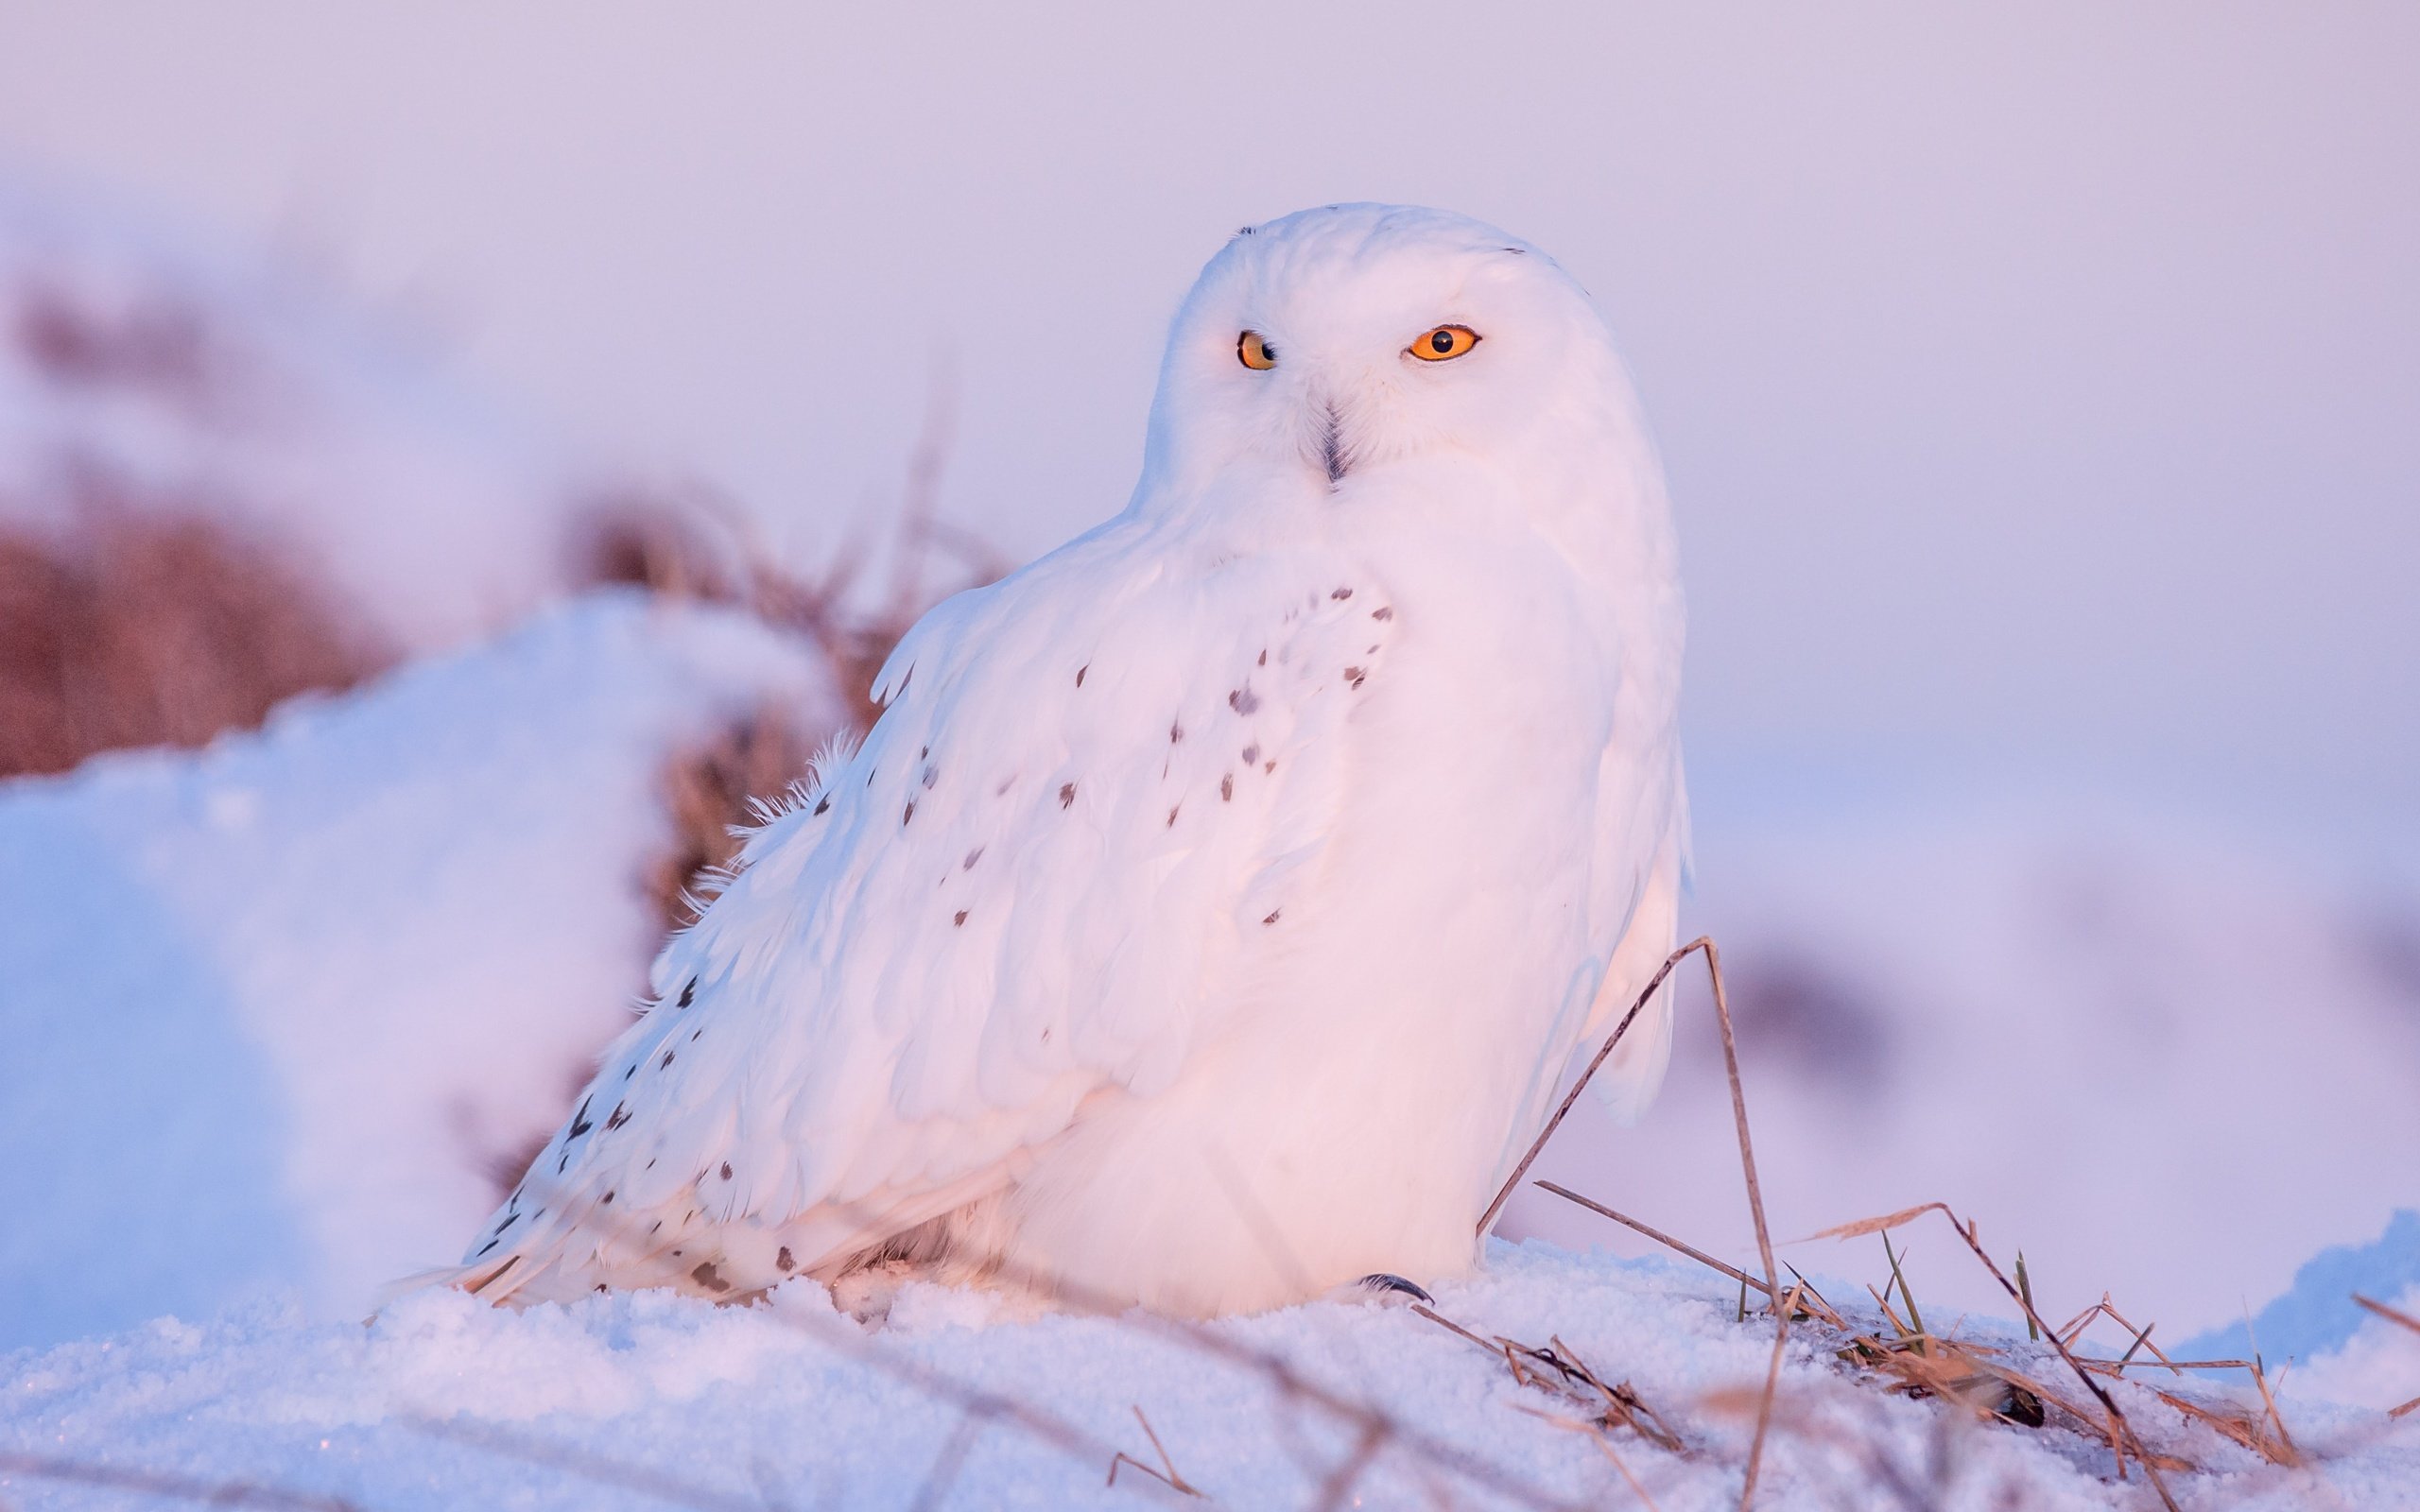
(1, 3, 2413, 1394)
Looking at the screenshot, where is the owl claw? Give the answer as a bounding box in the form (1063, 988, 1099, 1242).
(1348, 1272, 1433, 1305)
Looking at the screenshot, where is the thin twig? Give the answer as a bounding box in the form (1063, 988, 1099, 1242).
(1533, 1182, 1772, 1300)
(1481, 938, 1778, 1306)
(2355, 1293, 2420, 1337)
(0, 1452, 370, 1512)
(1478, 942, 1695, 1236)
(1739, 1282, 1805, 1510)
(404, 1415, 773, 1512)
(907, 1407, 988, 1512)
(1107, 1406, 1202, 1497)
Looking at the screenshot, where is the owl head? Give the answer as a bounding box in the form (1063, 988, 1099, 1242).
(1135, 203, 1652, 523)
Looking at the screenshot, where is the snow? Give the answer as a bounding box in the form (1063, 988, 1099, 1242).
(0, 592, 834, 1350)
(3, 1242, 2412, 1510)
(2177, 1210, 2420, 1414)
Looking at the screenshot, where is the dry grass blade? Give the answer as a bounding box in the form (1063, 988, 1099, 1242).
(1478, 945, 1692, 1236)
(1806, 1204, 1951, 1244)
(2141, 1384, 2300, 1469)
(1583, 1425, 1665, 1511)
(2355, 1293, 2420, 1338)
(404, 1415, 780, 1511)
(908, 1407, 988, 1512)
(1308, 1423, 1388, 1512)
(0, 1452, 372, 1511)
(1106, 1406, 1202, 1498)
(1408, 1305, 1684, 1457)
(2078, 1355, 2253, 1375)
(1481, 938, 1778, 1303)
(1532, 1182, 1773, 1304)
(1739, 1282, 1805, 1511)
(2247, 1354, 2302, 1467)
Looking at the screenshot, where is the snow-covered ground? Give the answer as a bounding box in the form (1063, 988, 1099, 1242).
(5, 1242, 2412, 1511)
(0, 592, 834, 1350)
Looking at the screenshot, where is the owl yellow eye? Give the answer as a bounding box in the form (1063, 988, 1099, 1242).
(1237, 331, 1277, 369)
(1409, 325, 1479, 362)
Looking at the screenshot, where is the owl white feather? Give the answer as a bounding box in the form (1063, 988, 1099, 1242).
(447, 204, 1686, 1317)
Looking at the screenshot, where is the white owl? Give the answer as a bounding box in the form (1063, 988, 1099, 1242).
(448, 204, 1686, 1318)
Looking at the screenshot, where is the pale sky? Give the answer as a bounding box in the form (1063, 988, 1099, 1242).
(4, 3, 2414, 845)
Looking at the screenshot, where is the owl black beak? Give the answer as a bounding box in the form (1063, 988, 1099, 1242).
(1319, 400, 1349, 485)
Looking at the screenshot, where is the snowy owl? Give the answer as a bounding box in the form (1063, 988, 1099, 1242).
(449, 204, 1686, 1317)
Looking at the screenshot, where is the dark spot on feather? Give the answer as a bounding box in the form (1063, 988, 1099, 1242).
(475, 1238, 499, 1256)
(1169, 720, 1183, 743)
(679, 979, 696, 1008)
(661, 1050, 676, 1069)
(995, 775, 1014, 795)
(1368, 644, 1380, 654)
(557, 1152, 569, 1173)
(1265, 760, 1276, 773)
(922, 764, 938, 789)
(1220, 774, 1233, 800)
(568, 1096, 594, 1137)
(963, 846, 984, 869)
(1242, 743, 1260, 765)
(919, 745, 928, 760)
(649, 1219, 663, 1233)
(1372, 606, 1393, 621)
(624, 1064, 636, 1080)
(777, 1246, 795, 1272)
(903, 800, 915, 826)
(465, 1254, 518, 1294)
(690, 1027, 701, 1040)
(1256, 649, 1268, 666)
(1167, 804, 1180, 827)
(1332, 587, 1353, 600)
(955, 910, 968, 926)
(607, 1102, 630, 1130)
(600, 1190, 614, 1205)
(1228, 687, 1261, 714)
(720, 1161, 733, 1180)
(1060, 782, 1076, 808)
(1346, 666, 1367, 689)
(813, 795, 831, 816)
(494, 1211, 519, 1235)
(1263, 908, 1281, 925)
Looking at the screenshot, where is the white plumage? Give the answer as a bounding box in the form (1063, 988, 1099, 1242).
(451, 204, 1686, 1317)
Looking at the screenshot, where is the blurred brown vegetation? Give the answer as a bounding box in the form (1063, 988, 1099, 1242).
(570, 450, 1005, 936)
(0, 499, 391, 780)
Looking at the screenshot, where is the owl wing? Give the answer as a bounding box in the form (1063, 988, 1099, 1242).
(455, 525, 1401, 1302)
